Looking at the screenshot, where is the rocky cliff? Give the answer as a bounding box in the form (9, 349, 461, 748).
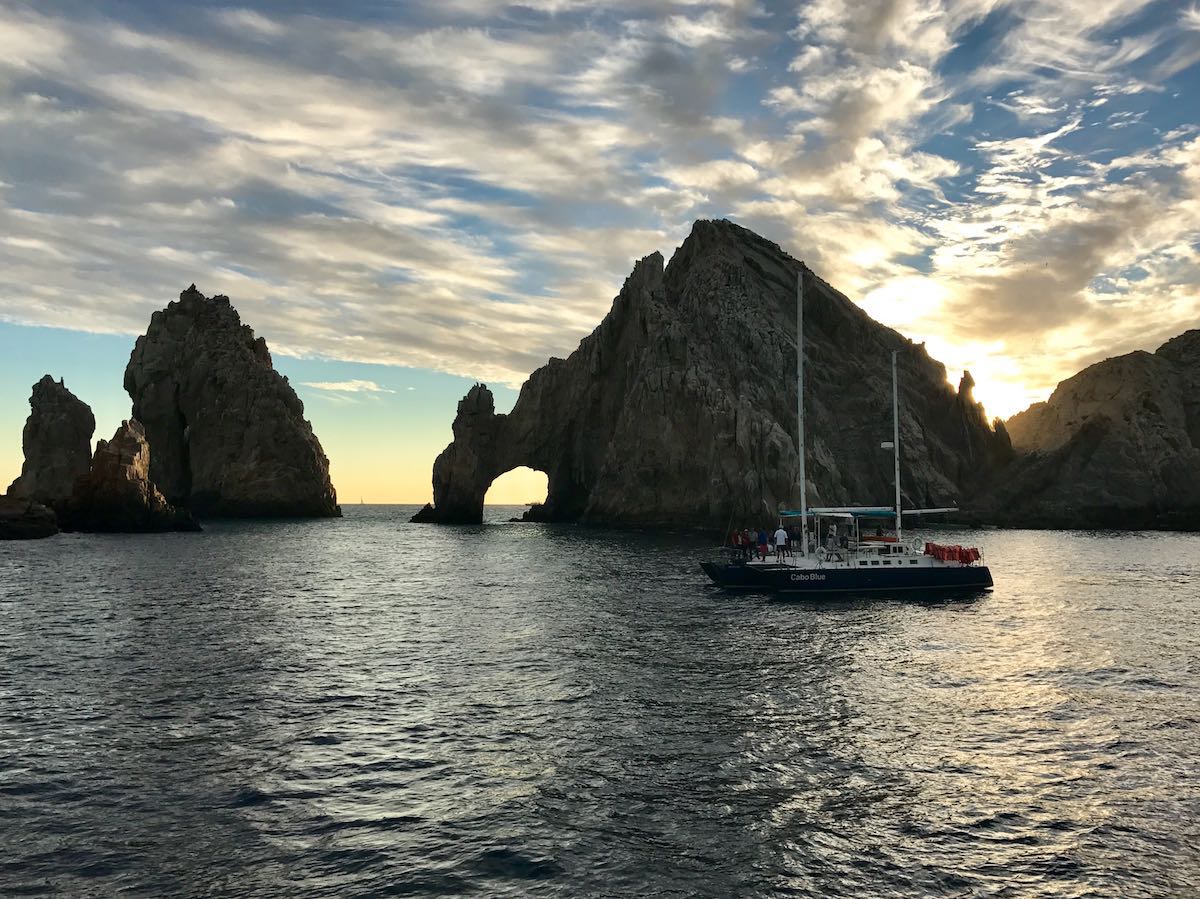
(124, 286, 340, 517)
(985, 330, 1200, 528)
(415, 219, 1013, 527)
(7, 375, 95, 509)
(59, 420, 199, 533)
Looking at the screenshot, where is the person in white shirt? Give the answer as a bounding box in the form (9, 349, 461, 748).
(773, 525, 788, 561)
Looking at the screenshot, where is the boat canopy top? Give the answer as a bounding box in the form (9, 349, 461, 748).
(781, 506, 896, 519)
(780, 506, 960, 519)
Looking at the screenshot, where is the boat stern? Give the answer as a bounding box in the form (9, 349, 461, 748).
(700, 559, 761, 590)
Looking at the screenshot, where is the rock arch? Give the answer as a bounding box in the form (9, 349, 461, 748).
(485, 466, 548, 508)
(413, 382, 591, 524)
(413, 220, 1014, 527)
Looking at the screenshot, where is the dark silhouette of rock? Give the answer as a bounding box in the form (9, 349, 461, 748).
(59, 420, 200, 533)
(7, 375, 94, 510)
(424, 383, 506, 524)
(415, 219, 1013, 526)
(410, 502, 438, 523)
(518, 502, 552, 522)
(986, 329, 1200, 529)
(124, 285, 340, 518)
(0, 496, 59, 540)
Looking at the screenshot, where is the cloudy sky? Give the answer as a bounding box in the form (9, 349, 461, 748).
(2, 0, 1198, 502)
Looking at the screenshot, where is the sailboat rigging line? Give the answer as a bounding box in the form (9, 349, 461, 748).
(796, 269, 807, 557)
(892, 349, 903, 545)
(719, 506, 736, 552)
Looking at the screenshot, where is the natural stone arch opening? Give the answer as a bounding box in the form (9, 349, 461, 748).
(411, 220, 1020, 529)
(485, 466, 548, 508)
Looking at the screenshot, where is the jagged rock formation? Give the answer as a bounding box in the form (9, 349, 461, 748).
(415, 219, 1013, 527)
(0, 496, 58, 540)
(124, 285, 340, 517)
(985, 330, 1200, 528)
(7, 375, 95, 510)
(58, 420, 199, 533)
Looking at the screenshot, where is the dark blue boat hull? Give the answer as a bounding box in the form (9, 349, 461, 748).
(701, 561, 993, 594)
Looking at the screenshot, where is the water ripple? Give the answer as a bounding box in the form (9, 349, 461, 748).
(1, 509, 1198, 896)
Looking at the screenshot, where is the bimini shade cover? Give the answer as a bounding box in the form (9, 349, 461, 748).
(781, 506, 897, 519)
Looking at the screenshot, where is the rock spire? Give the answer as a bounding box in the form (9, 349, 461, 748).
(124, 285, 340, 517)
(59, 420, 199, 533)
(7, 375, 95, 510)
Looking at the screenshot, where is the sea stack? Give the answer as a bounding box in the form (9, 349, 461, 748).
(986, 329, 1200, 529)
(59, 420, 199, 533)
(7, 375, 95, 510)
(415, 219, 1013, 527)
(124, 285, 340, 517)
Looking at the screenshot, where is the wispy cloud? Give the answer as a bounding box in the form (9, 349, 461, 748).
(0, 1, 1197, 421)
(301, 380, 395, 394)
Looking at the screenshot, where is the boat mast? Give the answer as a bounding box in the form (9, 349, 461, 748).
(892, 349, 902, 543)
(797, 270, 807, 556)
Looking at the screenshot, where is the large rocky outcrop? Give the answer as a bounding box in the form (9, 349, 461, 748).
(7, 375, 95, 510)
(59, 420, 199, 533)
(0, 496, 58, 540)
(415, 219, 1014, 527)
(124, 286, 340, 517)
(983, 329, 1200, 528)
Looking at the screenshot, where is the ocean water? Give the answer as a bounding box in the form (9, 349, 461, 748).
(1, 506, 1198, 897)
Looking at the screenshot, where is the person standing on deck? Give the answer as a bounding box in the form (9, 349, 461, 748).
(774, 524, 789, 561)
(757, 527, 769, 560)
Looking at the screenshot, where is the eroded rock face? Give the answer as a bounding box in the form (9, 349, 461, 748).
(416, 219, 1014, 527)
(427, 384, 508, 524)
(59, 420, 199, 533)
(986, 330, 1200, 528)
(124, 286, 340, 517)
(7, 375, 95, 509)
(0, 496, 59, 540)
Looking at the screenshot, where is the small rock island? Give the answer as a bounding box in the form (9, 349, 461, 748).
(3, 376, 94, 540)
(3, 286, 341, 538)
(7, 375, 94, 510)
(126, 286, 340, 518)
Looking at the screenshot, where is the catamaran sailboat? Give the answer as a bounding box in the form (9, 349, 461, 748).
(701, 273, 992, 595)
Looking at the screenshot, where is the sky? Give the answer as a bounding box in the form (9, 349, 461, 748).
(1, 0, 1198, 503)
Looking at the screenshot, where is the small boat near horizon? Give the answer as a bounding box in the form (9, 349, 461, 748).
(702, 272, 992, 596)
